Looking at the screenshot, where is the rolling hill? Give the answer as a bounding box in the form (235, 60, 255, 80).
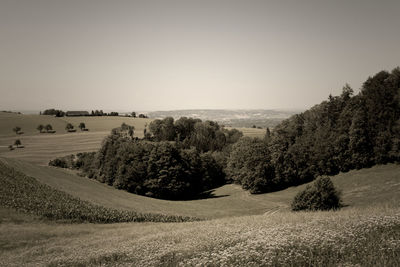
(0, 157, 399, 266)
(2, 157, 399, 220)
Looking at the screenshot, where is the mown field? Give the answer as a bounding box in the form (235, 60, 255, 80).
(0, 112, 152, 137)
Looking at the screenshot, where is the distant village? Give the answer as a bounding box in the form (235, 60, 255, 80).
(40, 109, 148, 118)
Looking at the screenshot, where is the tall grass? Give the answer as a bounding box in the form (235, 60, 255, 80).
(40, 207, 400, 267)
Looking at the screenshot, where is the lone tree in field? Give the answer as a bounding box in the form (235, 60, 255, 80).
(45, 124, 53, 132)
(13, 126, 21, 135)
(14, 139, 22, 148)
(291, 176, 342, 211)
(37, 124, 44, 133)
(65, 123, 74, 131)
(79, 122, 86, 131)
(128, 126, 135, 139)
(8, 145, 14, 151)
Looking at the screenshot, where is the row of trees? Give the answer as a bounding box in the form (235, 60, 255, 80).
(227, 68, 400, 193)
(36, 124, 55, 133)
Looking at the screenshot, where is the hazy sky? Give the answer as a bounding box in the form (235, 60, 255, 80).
(1, 0, 399, 111)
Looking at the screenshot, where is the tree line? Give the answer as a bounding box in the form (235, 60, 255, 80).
(227, 68, 400, 193)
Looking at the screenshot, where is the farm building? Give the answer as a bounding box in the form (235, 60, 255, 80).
(66, 111, 90, 116)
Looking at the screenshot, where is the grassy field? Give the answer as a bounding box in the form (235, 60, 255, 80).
(0, 204, 398, 266)
(0, 160, 399, 266)
(0, 111, 152, 137)
(225, 126, 266, 138)
(0, 112, 151, 165)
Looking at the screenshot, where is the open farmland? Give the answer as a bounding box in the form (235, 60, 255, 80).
(0, 112, 149, 165)
(0, 112, 152, 137)
(0, 112, 265, 165)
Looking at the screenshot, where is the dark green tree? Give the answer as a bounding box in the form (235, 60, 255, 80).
(14, 139, 21, 148)
(79, 122, 86, 131)
(45, 124, 53, 132)
(291, 176, 342, 211)
(13, 126, 21, 135)
(227, 137, 275, 193)
(37, 124, 44, 133)
(65, 123, 74, 131)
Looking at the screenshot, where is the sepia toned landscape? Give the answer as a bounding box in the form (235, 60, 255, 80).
(1, 0, 400, 266)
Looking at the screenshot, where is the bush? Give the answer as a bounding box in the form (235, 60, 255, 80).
(291, 176, 342, 211)
(49, 158, 69, 168)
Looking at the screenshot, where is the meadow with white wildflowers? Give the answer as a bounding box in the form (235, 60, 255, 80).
(1, 205, 399, 266)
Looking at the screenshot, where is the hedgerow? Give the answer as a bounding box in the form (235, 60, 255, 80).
(0, 161, 197, 223)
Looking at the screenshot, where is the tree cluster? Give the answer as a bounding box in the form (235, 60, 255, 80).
(71, 132, 225, 200)
(148, 117, 243, 152)
(41, 109, 65, 117)
(51, 119, 240, 200)
(227, 68, 400, 193)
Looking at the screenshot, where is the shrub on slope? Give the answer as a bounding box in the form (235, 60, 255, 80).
(0, 161, 196, 223)
(291, 176, 342, 211)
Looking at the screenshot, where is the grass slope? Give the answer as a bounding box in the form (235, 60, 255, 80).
(2, 157, 399, 220)
(0, 160, 195, 223)
(0, 158, 286, 219)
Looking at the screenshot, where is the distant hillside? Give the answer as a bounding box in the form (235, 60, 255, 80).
(147, 109, 299, 128)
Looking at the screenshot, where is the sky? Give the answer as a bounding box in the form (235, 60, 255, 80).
(1, 0, 400, 112)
